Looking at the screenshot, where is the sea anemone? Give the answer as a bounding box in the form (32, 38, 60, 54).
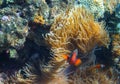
(5, 59, 69, 84)
(45, 6, 109, 63)
(44, 6, 110, 83)
(68, 68, 115, 84)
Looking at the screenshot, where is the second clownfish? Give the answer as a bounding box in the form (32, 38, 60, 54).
(91, 64, 105, 69)
(63, 49, 82, 67)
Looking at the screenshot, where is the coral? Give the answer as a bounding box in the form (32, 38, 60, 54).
(37, 0, 49, 21)
(104, 1, 120, 82)
(46, 0, 72, 25)
(0, 14, 28, 52)
(5, 0, 14, 4)
(111, 34, 120, 79)
(0, 0, 117, 84)
(104, 0, 120, 14)
(112, 34, 120, 56)
(105, 3, 120, 34)
(0, 0, 3, 6)
(33, 15, 45, 25)
(115, 3, 120, 18)
(0, 6, 29, 52)
(74, 0, 105, 18)
(9, 48, 18, 58)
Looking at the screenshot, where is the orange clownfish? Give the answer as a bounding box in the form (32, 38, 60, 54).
(63, 49, 82, 67)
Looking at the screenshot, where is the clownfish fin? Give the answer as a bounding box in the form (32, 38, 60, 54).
(71, 49, 78, 62)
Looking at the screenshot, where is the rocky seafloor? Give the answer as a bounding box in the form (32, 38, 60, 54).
(0, 0, 120, 84)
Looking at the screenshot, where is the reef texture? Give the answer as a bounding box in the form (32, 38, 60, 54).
(104, 2, 120, 78)
(74, 0, 105, 19)
(0, 7, 29, 52)
(2, 6, 111, 84)
(104, 0, 120, 14)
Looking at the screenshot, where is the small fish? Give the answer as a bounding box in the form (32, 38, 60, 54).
(63, 49, 82, 67)
(93, 64, 105, 69)
(90, 64, 105, 70)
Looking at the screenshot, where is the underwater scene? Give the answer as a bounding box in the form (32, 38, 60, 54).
(1, 0, 120, 84)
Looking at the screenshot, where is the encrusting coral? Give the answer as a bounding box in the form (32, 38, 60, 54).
(104, 0, 120, 14)
(33, 15, 45, 25)
(74, 0, 105, 18)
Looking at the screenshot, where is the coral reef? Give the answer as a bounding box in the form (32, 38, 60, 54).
(1, 0, 120, 84)
(0, 8, 29, 52)
(103, 1, 120, 82)
(2, 5, 111, 84)
(74, 0, 105, 19)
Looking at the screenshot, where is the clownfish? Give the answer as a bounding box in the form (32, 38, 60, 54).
(63, 49, 82, 67)
(93, 64, 105, 69)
